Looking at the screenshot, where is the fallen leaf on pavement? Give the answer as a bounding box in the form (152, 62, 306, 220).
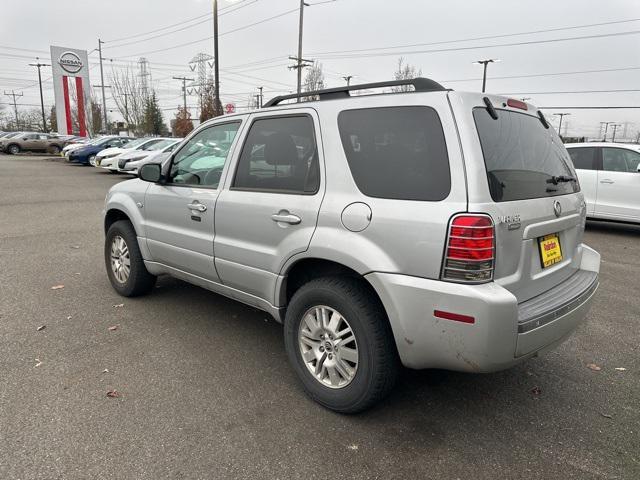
(587, 363, 602, 371)
(614, 367, 626, 371)
(66, 315, 72, 320)
(347, 444, 359, 451)
(34, 359, 42, 367)
(108, 325, 119, 332)
(102, 369, 109, 374)
(36, 325, 46, 331)
(51, 285, 64, 290)
(530, 386, 542, 396)
(600, 413, 613, 419)
(70, 245, 80, 249)
(112, 304, 124, 308)
(106, 390, 120, 398)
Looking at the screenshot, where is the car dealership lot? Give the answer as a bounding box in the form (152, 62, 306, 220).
(1, 155, 638, 479)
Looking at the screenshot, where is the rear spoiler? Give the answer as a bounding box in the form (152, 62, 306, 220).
(483, 96, 550, 129)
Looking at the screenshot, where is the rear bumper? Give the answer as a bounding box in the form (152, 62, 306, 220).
(366, 244, 600, 372)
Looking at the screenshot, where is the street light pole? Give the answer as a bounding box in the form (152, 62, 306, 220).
(553, 113, 571, 137)
(28, 57, 50, 133)
(474, 59, 498, 93)
(342, 75, 353, 86)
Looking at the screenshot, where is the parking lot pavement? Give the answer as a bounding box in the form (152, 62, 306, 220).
(0, 154, 638, 479)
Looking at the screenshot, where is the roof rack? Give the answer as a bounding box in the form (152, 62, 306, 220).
(263, 77, 447, 107)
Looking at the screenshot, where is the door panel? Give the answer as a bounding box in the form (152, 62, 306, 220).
(143, 120, 244, 281)
(595, 147, 640, 219)
(214, 110, 324, 303)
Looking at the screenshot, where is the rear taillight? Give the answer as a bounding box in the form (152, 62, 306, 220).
(441, 214, 495, 283)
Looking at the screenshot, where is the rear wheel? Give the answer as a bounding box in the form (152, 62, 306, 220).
(105, 220, 156, 297)
(7, 144, 20, 155)
(50, 145, 61, 155)
(284, 276, 398, 413)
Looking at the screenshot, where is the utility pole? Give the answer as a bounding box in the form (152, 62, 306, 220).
(287, 1, 313, 101)
(173, 76, 195, 112)
(258, 86, 263, 108)
(4, 90, 23, 130)
(213, 0, 220, 111)
(611, 124, 622, 142)
(553, 113, 571, 137)
(28, 57, 50, 133)
(94, 83, 111, 134)
(342, 75, 353, 86)
(473, 59, 499, 93)
(98, 39, 108, 132)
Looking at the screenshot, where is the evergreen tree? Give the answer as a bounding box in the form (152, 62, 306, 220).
(143, 91, 165, 135)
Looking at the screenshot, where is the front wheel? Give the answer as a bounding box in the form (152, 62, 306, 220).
(7, 144, 20, 155)
(49, 145, 61, 155)
(105, 220, 156, 297)
(284, 277, 398, 413)
(88, 155, 97, 166)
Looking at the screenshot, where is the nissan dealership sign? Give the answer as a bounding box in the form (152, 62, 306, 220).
(50, 46, 91, 136)
(57, 51, 84, 74)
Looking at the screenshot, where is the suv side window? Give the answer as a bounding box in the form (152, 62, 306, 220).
(25, 134, 38, 140)
(568, 147, 596, 170)
(338, 106, 450, 201)
(233, 115, 319, 194)
(602, 147, 640, 173)
(169, 122, 240, 188)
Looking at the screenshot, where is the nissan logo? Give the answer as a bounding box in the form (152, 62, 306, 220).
(553, 201, 562, 218)
(58, 51, 83, 74)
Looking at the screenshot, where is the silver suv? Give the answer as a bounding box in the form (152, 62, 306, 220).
(103, 78, 600, 413)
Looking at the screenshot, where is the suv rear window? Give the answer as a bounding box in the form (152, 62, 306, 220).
(338, 106, 450, 201)
(473, 108, 579, 202)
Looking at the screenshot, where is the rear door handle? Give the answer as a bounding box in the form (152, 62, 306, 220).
(271, 211, 301, 225)
(600, 179, 614, 184)
(188, 201, 207, 212)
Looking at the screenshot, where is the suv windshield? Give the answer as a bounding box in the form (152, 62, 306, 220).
(473, 108, 578, 202)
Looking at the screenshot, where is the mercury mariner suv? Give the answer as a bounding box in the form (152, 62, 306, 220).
(103, 78, 600, 413)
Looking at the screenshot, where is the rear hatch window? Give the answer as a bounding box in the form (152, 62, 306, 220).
(473, 108, 579, 202)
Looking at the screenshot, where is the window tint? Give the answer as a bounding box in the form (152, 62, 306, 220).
(568, 147, 596, 170)
(169, 122, 240, 187)
(233, 116, 319, 193)
(473, 108, 579, 202)
(338, 106, 450, 201)
(602, 148, 640, 173)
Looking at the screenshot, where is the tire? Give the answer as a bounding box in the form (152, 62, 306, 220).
(50, 145, 61, 155)
(88, 155, 97, 166)
(7, 144, 20, 155)
(105, 220, 156, 297)
(284, 276, 398, 413)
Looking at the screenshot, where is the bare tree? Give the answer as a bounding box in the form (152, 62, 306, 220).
(110, 66, 146, 134)
(392, 57, 422, 92)
(303, 62, 325, 101)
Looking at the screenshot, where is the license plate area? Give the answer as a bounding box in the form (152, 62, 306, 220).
(538, 233, 563, 268)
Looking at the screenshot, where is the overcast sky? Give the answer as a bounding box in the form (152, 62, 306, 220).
(1, 0, 639, 139)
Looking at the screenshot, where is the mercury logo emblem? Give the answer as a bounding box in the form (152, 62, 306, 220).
(553, 201, 562, 218)
(58, 51, 83, 74)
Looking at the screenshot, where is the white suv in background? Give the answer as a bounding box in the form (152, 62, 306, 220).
(566, 142, 640, 223)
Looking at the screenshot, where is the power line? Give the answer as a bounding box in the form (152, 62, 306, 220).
(308, 17, 640, 56)
(442, 66, 640, 83)
(311, 29, 640, 60)
(111, 8, 298, 59)
(499, 89, 640, 95)
(103, 0, 258, 44)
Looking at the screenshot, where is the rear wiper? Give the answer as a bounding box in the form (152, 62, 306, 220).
(546, 175, 577, 185)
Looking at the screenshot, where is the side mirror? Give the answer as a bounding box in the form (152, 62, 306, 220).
(139, 163, 162, 183)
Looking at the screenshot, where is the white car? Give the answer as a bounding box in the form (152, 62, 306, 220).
(96, 137, 170, 171)
(118, 139, 182, 175)
(566, 142, 640, 222)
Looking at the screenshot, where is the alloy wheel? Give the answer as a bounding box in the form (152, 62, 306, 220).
(298, 305, 359, 389)
(110, 235, 131, 284)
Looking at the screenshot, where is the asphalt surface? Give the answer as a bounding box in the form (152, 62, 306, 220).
(0, 154, 638, 480)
